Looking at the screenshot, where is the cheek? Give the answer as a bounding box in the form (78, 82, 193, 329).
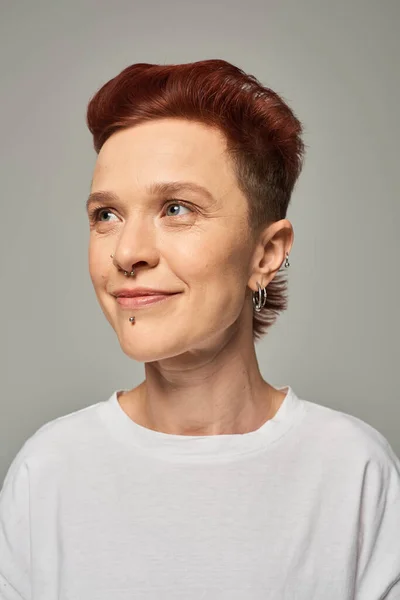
(190, 244, 248, 310)
(88, 245, 107, 287)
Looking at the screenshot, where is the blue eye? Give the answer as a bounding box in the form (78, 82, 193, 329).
(91, 208, 116, 222)
(89, 200, 193, 223)
(165, 202, 192, 217)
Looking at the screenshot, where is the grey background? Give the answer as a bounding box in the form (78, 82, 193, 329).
(1, 0, 399, 483)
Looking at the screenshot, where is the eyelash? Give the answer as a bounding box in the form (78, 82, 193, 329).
(89, 200, 193, 223)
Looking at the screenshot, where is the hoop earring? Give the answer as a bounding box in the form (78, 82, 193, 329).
(252, 253, 290, 312)
(252, 282, 267, 312)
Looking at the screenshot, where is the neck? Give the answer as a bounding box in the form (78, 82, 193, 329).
(119, 322, 285, 436)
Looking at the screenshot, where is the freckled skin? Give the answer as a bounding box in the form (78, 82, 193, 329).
(88, 118, 293, 436)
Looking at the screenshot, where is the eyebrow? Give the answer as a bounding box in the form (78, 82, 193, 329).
(85, 180, 216, 213)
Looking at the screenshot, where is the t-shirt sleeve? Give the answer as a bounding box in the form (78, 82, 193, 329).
(355, 436, 400, 599)
(0, 450, 31, 600)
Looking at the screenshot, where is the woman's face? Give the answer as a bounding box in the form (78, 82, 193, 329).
(88, 118, 258, 362)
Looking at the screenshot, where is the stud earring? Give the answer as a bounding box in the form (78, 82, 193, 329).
(284, 252, 290, 268)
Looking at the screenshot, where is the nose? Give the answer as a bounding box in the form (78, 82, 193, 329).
(110, 220, 159, 274)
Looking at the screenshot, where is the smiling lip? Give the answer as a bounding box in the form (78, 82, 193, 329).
(116, 294, 179, 308)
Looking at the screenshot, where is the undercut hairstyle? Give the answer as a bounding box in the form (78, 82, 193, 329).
(86, 59, 306, 342)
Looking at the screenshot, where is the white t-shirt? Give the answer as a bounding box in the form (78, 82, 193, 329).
(1, 385, 400, 600)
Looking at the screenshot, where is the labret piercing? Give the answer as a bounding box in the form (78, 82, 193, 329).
(110, 252, 290, 324)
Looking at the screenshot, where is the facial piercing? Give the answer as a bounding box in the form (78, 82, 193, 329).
(110, 251, 290, 320)
(110, 254, 136, 323)
(110, 255, 135, 277)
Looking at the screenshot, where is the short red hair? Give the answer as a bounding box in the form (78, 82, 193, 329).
(86, 59, 306, 342)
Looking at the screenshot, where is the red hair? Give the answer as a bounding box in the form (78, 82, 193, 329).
(86, 59, 306, 342)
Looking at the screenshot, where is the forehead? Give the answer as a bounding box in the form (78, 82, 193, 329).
(91, 118, 237, 197)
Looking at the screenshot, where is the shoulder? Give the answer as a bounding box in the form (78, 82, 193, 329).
(1, 396, 108, 486)
(299, 395, 400, 481)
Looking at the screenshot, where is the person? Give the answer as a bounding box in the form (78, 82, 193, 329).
(0, 58, 399, 600)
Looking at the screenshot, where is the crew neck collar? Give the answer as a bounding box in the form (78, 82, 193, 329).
(99, 385, 306, 462)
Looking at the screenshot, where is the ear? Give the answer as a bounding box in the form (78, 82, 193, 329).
(247, 219, 294, 292)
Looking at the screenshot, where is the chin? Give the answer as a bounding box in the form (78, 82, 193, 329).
(117, 332, 186, 363)
(121, 346, 182, 364)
